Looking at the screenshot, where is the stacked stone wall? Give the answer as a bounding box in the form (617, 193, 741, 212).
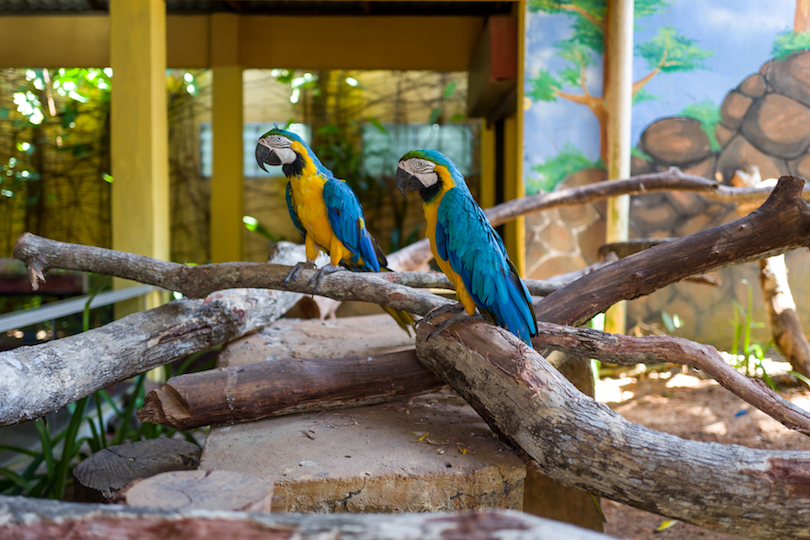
(526, 51, 810, 349)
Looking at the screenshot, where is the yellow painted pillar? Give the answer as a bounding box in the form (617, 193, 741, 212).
(110, 0, 168, 314)
(479, 121, 496, 210)
(604, 0, 634, 334)
(503, 1, 527, 276)
(210, 13, 244, 263)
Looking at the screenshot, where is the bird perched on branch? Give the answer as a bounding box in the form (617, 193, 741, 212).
(396, 149, 537, 344)
(255, 127, 414, 334)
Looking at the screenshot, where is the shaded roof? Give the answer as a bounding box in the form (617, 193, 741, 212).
(1, 0, 514, 16)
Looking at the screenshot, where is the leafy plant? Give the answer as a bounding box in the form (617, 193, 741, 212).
(528, 143, 604, 194)
(727, 282, 776, 390)
(771, 30, 810, 61)
(0, 295, 211, 499)
(679, 100, 722, 152)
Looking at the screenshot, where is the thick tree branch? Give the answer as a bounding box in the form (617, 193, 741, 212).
(416, 318, 810, 539)
(531, 322, 810, 435)
(535, 176, 810, 326)
(137, 350, 445, 431)
(389, 169, 810, 271)
(12, 234, 564, 302)
(0, 496, 613, 540)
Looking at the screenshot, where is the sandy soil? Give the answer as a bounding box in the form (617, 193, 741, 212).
(596, 367, 810, 540)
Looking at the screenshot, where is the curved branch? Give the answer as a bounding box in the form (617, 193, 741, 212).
(548, 2, 604, 29)
(534, 176, 810, 326)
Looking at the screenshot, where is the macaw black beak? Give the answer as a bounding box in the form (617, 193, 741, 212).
(255, 143, 281, 172)
(396, 167, 423, 200)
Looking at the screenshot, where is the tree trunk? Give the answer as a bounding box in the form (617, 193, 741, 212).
(138, 350, 445, 430)
(415, 317, 810, 539)
(759, 255, 810, 380)
(0, 495, 613, 540)
(796, 0, 810, 33)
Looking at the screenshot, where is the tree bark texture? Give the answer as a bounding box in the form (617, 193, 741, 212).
(0, 288, 302, 427)
(137, 350, 445, 431)
(138, 322, 810, 435)
(759, 255, 810, 380)
(376, 168, 810, 273)
(535, 176, 810, 326)
(0, 495, 614, 540)
(415, 317, 810, 539)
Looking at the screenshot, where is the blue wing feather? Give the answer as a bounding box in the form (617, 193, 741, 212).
(436, 188, 537, 344)
(285, 182, 306, 239)
(323, 178, 380, 272)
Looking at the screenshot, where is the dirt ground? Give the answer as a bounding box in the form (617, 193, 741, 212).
(594, 365, 810, 540)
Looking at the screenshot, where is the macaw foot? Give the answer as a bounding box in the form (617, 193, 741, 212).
(283, 261, 317, 288)
(308, 263, 344, 296)
(422, 302, 466, 324)
(427, 312, 487, 341)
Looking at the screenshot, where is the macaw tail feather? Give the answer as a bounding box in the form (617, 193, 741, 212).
(381, 305, 416, 336)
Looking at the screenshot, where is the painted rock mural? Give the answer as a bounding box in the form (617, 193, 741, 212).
(526, 51, 810, 349)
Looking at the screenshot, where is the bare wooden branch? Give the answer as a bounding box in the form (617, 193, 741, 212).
(0, 495, 613, 540)
(759, 255, 810, 381)
(416, 317, 810, 539)
(530, 322, 810, 435)
(535, 176, 810, 326)
(389, 168, 810, 270)
(137, 350, 445, 430)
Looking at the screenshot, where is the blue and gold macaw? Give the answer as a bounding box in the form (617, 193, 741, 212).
(255, 127, 414, 334)
(396, 149, 537, 344)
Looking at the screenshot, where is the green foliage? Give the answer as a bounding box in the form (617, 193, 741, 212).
(527, 143, 604, 193)
(242, 215, 283, 243)
(528, 69, 562, 102)
(636, 27, 713, 73)
(771, 30, 810, 60)
(632, 87, 657, 105)
(0, 295, 211, 500)
(679, 100, 722, 151)
(727, 281, 776, 390)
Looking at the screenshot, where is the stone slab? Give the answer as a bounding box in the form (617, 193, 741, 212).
(200, 389, 525, 513)
(218, 314, 415, 368)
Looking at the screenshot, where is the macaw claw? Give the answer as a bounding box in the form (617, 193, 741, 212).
(423, 302, 466, 324)
(307, 263, 344, 296)
(426, 312, 487, 340)
(284, 261, 317, 288)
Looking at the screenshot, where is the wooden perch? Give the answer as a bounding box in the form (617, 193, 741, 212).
(12, 234, 565, 301)
(389, 167, 810, 271)
(535, 175, 810, 326)
(137, 321, 810, 436)
(416, 317, 810, 539)
(0, 495, 613, 540)
(530, 322, 810, 435)
(138, 350, 445, 430)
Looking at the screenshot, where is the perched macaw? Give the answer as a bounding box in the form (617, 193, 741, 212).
(255, 127, 414, 334)
(396, 149, 537, 344)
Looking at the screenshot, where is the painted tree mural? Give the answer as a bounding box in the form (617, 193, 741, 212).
(526, 0, 713, 163)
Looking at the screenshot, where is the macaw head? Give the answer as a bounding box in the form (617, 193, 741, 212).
(396, 149, 461, 202)
(255, 127, 305, 172)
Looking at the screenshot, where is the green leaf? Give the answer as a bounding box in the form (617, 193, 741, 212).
(636, 26, 713, 73)
(0, 467, 34, 492)
(527, 143, 602, 193)
(527, 68, 562, 102)
(442, 81, 458, 100)
(367, 117, 388, 134)
(35, 419, 55, 480)
(428, 106, 441, 125)
(771, 30, 810, 61)
(679, 100, 722, 151)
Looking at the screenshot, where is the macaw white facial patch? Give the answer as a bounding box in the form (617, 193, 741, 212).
(400, 159, 438, 187)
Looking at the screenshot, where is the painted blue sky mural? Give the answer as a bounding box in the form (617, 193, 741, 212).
(523, 0, 797, 193)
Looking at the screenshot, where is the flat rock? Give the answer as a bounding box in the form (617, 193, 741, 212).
(124, 469, 272, 512)
(720, 91, 753, 131)
(73, 438, 200, 502)
(741, 93, 810, 158)
(218, 315, 415, 368)
(765, 50, 810, 107)
(200, 389, 525, 513)
(639, 117, 711, 165)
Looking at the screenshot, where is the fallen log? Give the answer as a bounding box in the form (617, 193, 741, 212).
(0, 495, 614, 540)
(137, 350, 445, 430)
(416, 317, 810, 540)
